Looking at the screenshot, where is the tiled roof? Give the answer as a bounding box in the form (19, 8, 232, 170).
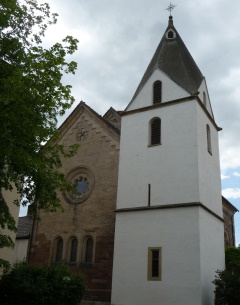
(16, 216, 33, 239)
(222, 196, 239, 212)
(83, 102, 121, 135)
(130, 16, 203, 103)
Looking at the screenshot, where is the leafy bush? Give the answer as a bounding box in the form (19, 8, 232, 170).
(0, 261, 85, 305)
(213, 247, 240, 305)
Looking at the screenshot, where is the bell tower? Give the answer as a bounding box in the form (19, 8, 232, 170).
(111, 15, 224, 305)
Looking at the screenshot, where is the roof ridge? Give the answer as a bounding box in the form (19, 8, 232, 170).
(83, 102, 121, 135)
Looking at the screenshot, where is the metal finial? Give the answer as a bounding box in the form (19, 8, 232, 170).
(165, 2, 177, 16)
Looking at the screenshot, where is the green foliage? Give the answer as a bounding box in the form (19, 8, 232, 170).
(213, 246, 240, 305)
(0, 261, 85, 305)
(225, 246, 240, 271)
(0, 0, 79, 268)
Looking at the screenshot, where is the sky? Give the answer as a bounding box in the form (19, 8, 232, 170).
(20, 0, 240, 245)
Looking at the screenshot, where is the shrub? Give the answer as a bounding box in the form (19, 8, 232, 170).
(0, 261, 85, 305)
(213, 247, 240, 305)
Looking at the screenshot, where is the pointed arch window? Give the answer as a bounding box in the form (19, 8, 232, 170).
(150, 118, 161, 146)
(69, 238, 78, 263)
(206, 124, 212, 155)
(55, 238, 63, 263)
(153, 81, 162, 104)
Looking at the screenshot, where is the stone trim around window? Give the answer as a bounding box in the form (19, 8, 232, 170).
(148, 247, 162, 281)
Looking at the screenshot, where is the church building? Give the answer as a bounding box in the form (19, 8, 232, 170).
(27, 15, 238, 305)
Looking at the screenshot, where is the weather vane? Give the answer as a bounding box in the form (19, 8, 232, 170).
(165, 2, 177, 16)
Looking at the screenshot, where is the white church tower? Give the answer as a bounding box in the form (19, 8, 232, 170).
(111, 16, 225, 305)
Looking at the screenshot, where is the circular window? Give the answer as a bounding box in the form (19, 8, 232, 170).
(65, 167, 95, 205)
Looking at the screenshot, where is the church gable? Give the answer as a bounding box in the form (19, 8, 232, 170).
(58, 102, 120, 149)
(126, 68, 189, 111)
(103, 107, 122, 130)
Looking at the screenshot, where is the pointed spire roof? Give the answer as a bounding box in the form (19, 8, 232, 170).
(130, 16, 203, 102)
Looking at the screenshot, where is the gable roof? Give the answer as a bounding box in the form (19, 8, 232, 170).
(222, 196, 239, 213)
(58, 101, 121, 140)
(103, 107, 122, 130)
(130, 16, 203, 104)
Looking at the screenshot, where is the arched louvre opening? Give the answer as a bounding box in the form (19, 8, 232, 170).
(153, 81, 162, 104)
(150, 118, 161, 145)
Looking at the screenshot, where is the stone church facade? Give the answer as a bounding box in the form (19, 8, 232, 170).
(29, 103, 121, 303)
(27, 16, 238, 305)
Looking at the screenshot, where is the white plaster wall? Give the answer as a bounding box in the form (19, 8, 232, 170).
(196, 103, 222, 216)
(199, 209, 225, 305)
(117, 100, 200, 209)
(126, 69, 189, 111)
(111, 207, 203, 305)
(198, 79, 214, 118)
(13, 239, 29, 262)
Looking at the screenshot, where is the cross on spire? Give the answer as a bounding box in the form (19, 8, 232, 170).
(165, 2, 177, 16)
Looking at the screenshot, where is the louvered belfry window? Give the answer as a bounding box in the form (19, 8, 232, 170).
(151, 118, 161, 145)
(153, 80, 162, 104)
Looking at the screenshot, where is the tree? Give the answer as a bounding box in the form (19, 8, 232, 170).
(0, 0, 79, 269)
(0, 261, 85, 305)
(213, 247, 240, 305)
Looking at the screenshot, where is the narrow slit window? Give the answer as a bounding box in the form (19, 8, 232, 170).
(148, 247, 162, 281)
(148, 184, 151, 206)
(203, 91, 206, 107)
(152, 250, 159, 277)
(153, 81, 162, 104)
(206, 124, 212, 155)
(150, 118, 161, 145)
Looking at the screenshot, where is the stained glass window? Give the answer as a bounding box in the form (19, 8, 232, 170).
(75, 177, 89, 194)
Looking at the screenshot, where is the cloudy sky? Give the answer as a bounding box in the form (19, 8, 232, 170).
(21, 0, 240, 244)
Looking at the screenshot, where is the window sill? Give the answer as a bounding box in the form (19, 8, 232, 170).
(68, 262, 77, 266)
(148, 143, 161, 147)
(79, 262, 94, 269)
